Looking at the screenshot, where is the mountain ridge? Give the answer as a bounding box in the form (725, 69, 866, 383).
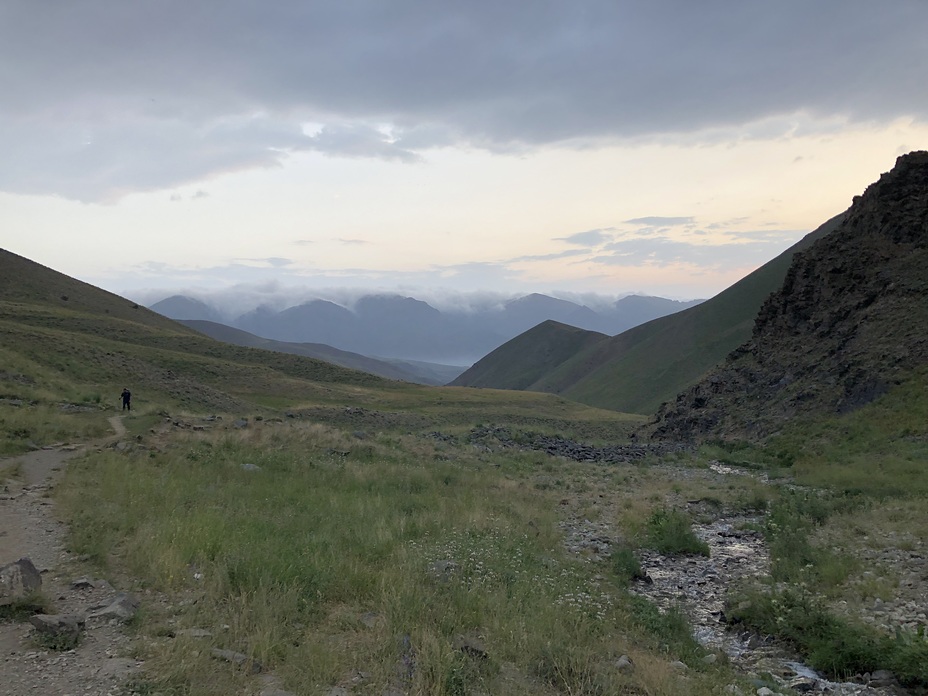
(652, 151, 928, 440)
(149, 291, 703, 365)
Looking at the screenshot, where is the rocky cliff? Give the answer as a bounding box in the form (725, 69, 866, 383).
(651, 151, 928, 441)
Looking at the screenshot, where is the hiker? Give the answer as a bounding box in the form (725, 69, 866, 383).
(121, 387, 131, 411)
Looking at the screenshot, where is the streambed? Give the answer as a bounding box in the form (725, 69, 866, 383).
(630, 513, 907, 695)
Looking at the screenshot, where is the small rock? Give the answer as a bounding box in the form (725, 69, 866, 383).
(701, 653, 718, 664)
(87, 592, 140, 622)
(242, 463, 261, 472)
(427, 559, 458, 582)
(670, 660, 688, 671)
(0, 557, 42, 605)
(29, 614, 84, 646)
(453, 633, 489, 660)
(614, 654, 632, 671)
(70, 576, 111, 590)
(869, 669, 897, 687)
(211, 648, 263, 674)
(756, 688, 776, 696)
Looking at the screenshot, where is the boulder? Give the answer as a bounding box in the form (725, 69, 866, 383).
(0, 557, 42, 606)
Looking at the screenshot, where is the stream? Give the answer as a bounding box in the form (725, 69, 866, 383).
(630, 511, 906, 695)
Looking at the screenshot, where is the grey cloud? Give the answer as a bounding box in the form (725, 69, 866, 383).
(623, 217, 695, 227)
(556, 228, 614, 246)
(306, 124, 421, 162)
(0, 112, 308, 202)
(3, 0, 926, 199)
(595, 231, 804, 268)
(337, 238, 370, 246)
(511, 249, 591, 262)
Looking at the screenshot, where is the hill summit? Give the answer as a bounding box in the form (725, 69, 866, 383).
(652, 151, 928, 441)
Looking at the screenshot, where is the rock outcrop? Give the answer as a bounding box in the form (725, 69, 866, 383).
(652, 151, 928, 441)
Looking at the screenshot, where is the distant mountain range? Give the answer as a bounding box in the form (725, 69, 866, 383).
(149, 292, 703, 366)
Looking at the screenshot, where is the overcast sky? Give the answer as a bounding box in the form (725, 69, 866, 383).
(2, 0, 926, 306)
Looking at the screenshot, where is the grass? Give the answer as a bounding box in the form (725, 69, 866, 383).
(58, 422, 735, 696)
(0, 402, 110, 455)
(645, 507, 710, 556)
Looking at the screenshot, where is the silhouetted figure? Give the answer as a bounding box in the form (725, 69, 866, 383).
(121, 388, 131, 411)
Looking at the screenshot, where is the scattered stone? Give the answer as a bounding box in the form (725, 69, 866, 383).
(211, 647, 263, 674)
(257, 673, 296, 696)
(69, 576, 112, 591)
(326, 688, 349, 696)
(233, 419, 249, 429)
(614, 655, 632, 671)
(453, 633, 489, 660)
(701, 653, 718, 665)
(756, 688, 776, 696)
(0, 557, 42, 605)
(242, 463, 262, 472)
(359, 611, 379, 628)
(787, 677, 816, 692)
(868, 670, 897, 687)
(29, 613, 84, 647)
(86, 592, 140, 622)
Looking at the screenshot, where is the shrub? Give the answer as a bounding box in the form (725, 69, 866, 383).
(646, 508, 709, 556)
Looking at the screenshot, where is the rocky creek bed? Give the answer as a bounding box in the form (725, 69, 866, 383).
(513, 434, 922, 696)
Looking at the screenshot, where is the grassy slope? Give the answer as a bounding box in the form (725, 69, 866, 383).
(533, 213, 845, 414)
(449, 320, 609, 390)
(0, 250, 640, 452)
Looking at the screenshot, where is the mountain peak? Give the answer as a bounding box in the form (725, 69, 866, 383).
(651, 151, 928, 441)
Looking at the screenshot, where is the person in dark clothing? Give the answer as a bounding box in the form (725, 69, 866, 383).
(121, 388, 131, 411)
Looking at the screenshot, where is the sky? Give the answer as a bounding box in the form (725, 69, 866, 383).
(2, 1, 927, 310)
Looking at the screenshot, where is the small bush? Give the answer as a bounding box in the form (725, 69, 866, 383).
(609, 546, 644, 584)
(647, 508, 709, 556)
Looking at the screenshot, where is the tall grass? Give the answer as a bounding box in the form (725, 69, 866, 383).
(59, 422, 733, 695)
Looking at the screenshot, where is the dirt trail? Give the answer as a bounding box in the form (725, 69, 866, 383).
(107, 415, 127, 438)
(0, 420, 142, 696)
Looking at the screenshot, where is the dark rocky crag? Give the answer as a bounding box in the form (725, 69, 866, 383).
(652, 151, 928, 441)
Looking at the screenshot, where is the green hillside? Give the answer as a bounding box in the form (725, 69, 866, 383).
(554, 215, 843, 413)
(453, 213, 843, 414)
(450, 320, 608, 390)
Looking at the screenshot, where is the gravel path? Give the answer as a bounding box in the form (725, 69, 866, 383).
(0, 428, 143, 696)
